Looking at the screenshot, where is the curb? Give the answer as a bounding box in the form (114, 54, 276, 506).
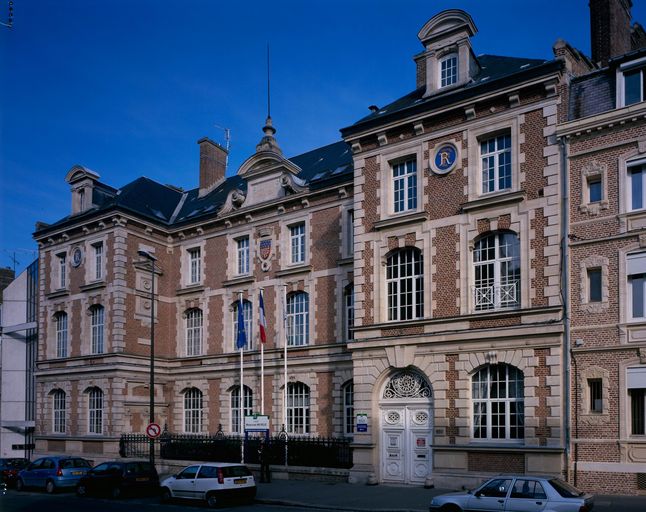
(256, 497, 427, 512)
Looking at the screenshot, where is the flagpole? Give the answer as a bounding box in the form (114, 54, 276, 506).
(283, 284, 288, 431)
(238, 291, 244, 464)
(260, 288, 265, 415)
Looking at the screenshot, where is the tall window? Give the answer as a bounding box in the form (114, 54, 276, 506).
(629, 163, 646, 211)
(624, 66, 646, 106)
(589, 379, 603, 413)
(344, 284, 354, 341)
(481, 133, 512, 194)
(627, 252, 646, 320)
(440, 54, 458, 88)
(588, 268, 602, 303)
(88, 388, 103, 434)
(55, 312, 68, 358)
(290, 223, 306, 264)
(287, 382, 310, 434)
(587, 176, 602, 203)
(472, 364, 524, 440)
(237, 237, 250, 275)
(58, 253, 66, 289)
(230, 385, 253, 434)
(233, 300, 253, 350)
(184, 388, 203, 433)
(186, 308, 203, 356)
(345, 209, 354, 257)
(188, 247, 201, 285)
(386, 248, 424, 321)
(342, 381, 354, 435)
(53, 390, 66, 434)
(474, 232, 520, 311)
(90, 305, 105, 354)
(392, 159, 417, 213)
(78, 189, 86, 211)
(287, 292, 309, 346)
(93, 242, 103, 280)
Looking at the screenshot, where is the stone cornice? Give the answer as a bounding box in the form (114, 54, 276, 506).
(557, 102, 646, 138)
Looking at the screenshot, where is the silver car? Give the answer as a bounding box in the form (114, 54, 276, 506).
(429, 475, 594, 512)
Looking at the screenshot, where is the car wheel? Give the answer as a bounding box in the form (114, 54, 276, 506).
(15, 479, 24, 492)
(76, 484, 87, 497)
(110, 486, 122, 499)
(160, 487, 172, 504)
(206, 492, 218, 508)
(441, 505, 462, 512)
(45, 480, 56, 494)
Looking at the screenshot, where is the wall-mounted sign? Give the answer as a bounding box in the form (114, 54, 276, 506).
(72, 247, 83, 267)
(431, 142, 458, 175)
(244, 414, 270, 431)
(356, 413, 368, 433)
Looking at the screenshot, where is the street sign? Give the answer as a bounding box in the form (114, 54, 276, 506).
(356, 413, 368, 433)
(146, 422, 161, 439)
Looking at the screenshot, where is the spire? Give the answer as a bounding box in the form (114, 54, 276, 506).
(255, 115, 282, 154)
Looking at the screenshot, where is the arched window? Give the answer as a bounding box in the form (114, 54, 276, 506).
(230, 385, 253, 434)
(233, 300, 253, 350)
(90, 305, 105, 354)
(184, 388, 203, 433)
(473, 232, 520, 311)
(439, 53, 458, 88)
(342, 380, 354, 435)
(287, 382, 310, 434)
(186, 308, 203, 356)
(88, 387, 103, 434)
(344, 284, 354, 341)
(287, 292, 309, 346)
(55, 312, 68, 358)
(52, 389, 66, 434)
(472, 364, 524, 440)
(386, 248, 424, 321)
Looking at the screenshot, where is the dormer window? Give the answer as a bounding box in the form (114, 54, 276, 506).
(625, 67, 646, 106)
(78, 189, 86, 211)
(440, 54, 458, 88)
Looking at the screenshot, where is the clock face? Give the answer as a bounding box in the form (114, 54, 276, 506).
(72, 247, 83, 267)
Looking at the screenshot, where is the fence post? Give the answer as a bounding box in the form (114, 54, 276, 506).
(278, 424, 288, 469)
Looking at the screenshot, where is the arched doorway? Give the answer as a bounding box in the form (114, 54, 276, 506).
(379, 369, 433, 484)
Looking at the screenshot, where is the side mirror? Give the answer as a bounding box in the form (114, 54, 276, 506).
(475, 491, 484, 498)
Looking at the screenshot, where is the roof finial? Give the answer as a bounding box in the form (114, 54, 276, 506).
(256, 43, 281, 154)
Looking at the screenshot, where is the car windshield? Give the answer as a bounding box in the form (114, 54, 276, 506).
(550, 478, 584, 498)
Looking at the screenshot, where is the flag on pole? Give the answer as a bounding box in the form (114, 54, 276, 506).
(258, 291, 267, 344)
(236, 297, 247, 349)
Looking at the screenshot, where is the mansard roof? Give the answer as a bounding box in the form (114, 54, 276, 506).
(342, 54, 561, 137)
(34, 140, 352, 236)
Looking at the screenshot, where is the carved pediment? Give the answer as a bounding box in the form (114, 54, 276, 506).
(417, 9, 477, 47)
(219, 189, 247, 215)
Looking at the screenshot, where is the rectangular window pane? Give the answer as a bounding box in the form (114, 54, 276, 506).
(94, 243, 103, 280)
(189, 248, 201, 284)
(630, 388, 645, 435)
(631, 167, 643, 210)
(632, 275, 645, 318)
(589, 379, 603, 412)
(588, 268, 602, 302)
(625, 70, 642, 106)
(588, 178, 602, 203)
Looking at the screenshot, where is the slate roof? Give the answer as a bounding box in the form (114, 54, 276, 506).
(342, 55, 561, 136)
(35, 141, 353, 236)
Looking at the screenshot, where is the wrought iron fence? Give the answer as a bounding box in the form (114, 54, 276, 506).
(119, 428, 352, 469)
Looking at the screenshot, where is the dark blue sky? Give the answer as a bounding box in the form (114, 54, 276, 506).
(2, 0, 645, 274)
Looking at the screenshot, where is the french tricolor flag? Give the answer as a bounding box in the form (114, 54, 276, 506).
(259, 290, 267, 344)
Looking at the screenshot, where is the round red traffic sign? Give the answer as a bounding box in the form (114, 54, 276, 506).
(146, 422, 161, 439)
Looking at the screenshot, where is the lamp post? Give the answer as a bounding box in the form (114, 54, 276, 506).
(137, 250, 157, 468)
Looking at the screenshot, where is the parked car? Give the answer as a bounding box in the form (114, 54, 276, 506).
(76, 460, 159, 498)
(160, 462, 256, 508)
(429, 475, 594, 512)
(0, 458, 29, 488)
(16, 456, 92, 493)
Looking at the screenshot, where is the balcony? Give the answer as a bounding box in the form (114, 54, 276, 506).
(474, 281, 520, 311)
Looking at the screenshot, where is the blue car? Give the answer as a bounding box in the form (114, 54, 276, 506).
(16, 456, 92, 493)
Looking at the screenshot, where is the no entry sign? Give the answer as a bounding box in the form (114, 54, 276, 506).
(146, 422, 161, 439)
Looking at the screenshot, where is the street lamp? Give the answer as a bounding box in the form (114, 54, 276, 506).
(137, 250, 157, 468)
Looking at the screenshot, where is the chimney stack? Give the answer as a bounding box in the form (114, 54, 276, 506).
(198, 137, 228, 197)
(590, 0, 633, 67)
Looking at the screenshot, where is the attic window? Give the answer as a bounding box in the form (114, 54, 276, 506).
(79, 189, 86, 211)
(625, 67, 646, 106)
(440, 54, 458, 88)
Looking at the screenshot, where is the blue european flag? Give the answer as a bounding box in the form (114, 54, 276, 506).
(236, 298, 247, 349)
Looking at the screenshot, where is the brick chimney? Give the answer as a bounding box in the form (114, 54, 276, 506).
(590, 0, 633, 66)
(197, 137, 228, 197)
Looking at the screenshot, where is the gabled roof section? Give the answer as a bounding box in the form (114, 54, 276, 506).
(417, 9, 477, 46)
(65, 165, 100, 184)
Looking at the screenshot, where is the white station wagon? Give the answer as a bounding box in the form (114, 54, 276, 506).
(160, 462, 256, 508)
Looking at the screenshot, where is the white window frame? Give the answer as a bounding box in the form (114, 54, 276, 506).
(386, 248, 424, 322)
(57, 253, 67, 289)
(343, 208, 354, 258)
(186, 308, 203, 356)
(53, 390, 66, 434)
(480, 132, 512, 194)
(188, 247, 202, 285)
(230, 385, 253, 434)
(286, 292, 309, 346)
(439, 53, 458, 88)
(236, 236, 250, 275)
(627, 252, 646, 321)
(290, 223, 306, 264)
(473, 232, 521, 312)
(90, 305, 105, 354)
(344, 284, 354, 341)
(55, 312, 68, 358)
(472, 364, 524, 441)
(392, 158, 418, 214)
(88, 388, 103, 435)
(342, 380, 354, 435)
(617, 57, 646, 107)
(92, 242, 103, 281)
(233, 300, 253, 351)
(287, 382, 310, 434)
(627, 160, 646, 212)
(183, 388, 203, 434)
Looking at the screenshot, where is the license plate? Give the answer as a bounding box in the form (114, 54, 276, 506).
(136, 477, 149, 482)
(233, 478, 247, 485)
(72, 471, 83, 475)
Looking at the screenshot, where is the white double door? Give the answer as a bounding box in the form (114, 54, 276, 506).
(380, 404, 432, 484)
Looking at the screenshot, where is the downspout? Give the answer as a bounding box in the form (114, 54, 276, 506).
(559, 135, 573, 483)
